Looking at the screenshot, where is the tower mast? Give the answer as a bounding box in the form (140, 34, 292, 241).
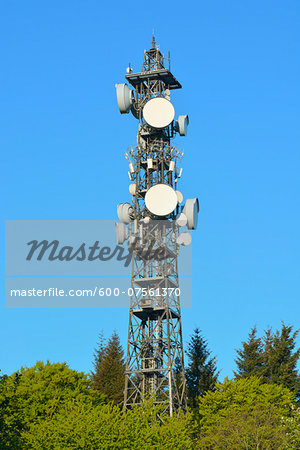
(115, 39, 198, 416)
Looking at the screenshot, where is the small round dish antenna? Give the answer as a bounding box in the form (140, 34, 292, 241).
(117, 202, 134, 224)
(115, 222, 129, 244)
(143, 97, 175, 129)
(129, 184, 136, 195)
(145, 184, 178, 216)
(182, 198, 199, 230)
(177, 232, 192, 246)
(175, 115, 189, 136)
(176, 190, 183, 203)
(115, 83, 134, 114)
(175, 212, 187, 227)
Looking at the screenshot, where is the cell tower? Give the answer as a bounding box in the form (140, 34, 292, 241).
(115, 38, 198, 416)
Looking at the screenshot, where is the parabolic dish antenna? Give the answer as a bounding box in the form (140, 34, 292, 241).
(143, 97, 175, 129)
(175, 212, 187, 227)
(176, 190, 183, 203)
(145, 184, 178, 216)
(115, 222, 128, 245)
(182, 198, 199, 230)
(177, 232, 192, 246)
(176, 115, 189, 136)
(117, 202, 134, 224)
(115, 83, 133, 114)
(129, 183, 136, 195)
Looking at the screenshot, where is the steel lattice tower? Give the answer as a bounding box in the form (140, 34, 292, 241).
(115, 38, 198, 416)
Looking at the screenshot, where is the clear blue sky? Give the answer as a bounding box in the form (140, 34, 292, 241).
(1, 1, 300, 380)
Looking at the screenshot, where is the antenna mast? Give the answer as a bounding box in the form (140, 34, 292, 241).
(115, 38, 198, 416)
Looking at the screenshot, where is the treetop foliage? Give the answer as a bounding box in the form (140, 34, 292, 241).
(185, 328, 219, 408)
(91, 330, 125, 405)
(91, 330, 105, 383)
(1, 324, 300, 448)
(196, 376, 295, 449)
(234, 325, 264, 378)
(0, 361, 105, 449)
(235, 323, 300, 399)
(24, 399, 192, 449)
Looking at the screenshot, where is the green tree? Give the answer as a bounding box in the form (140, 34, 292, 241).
(262, 324, 300, 399)
(92, 331, 125, 405)
(282, 405, 300, 449)
(91, 330, 106, 389)
(196, 376, 294, 449)
(0, 372, 24, 449)
(185, 328, 219, 409)
(234, 326, 264, 379)
(235, 324, 300, 399)
(0, 361, 104, 448)
(24, 399, 192, 449)
(173, 357, 185, 401)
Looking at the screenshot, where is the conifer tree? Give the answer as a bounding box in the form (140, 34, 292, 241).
(262, 324, 300, 399)
(235, 323, 300, 400)
(173, 357, 185, 399)
(91, 331, 106, 389)
(234, 326, 264, 379)
(91, 331, 125, 405)
(185, 328, 219, 409)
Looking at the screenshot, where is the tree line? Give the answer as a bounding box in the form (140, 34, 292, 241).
(0, 323, 300, 448)
(90, 323, 300, 406)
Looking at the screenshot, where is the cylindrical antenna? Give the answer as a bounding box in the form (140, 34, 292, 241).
(152, 31, 155, 49)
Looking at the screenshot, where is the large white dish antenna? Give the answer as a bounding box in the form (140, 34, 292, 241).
(143, 97, 175, 129)
(145, 184, 178, 217)
(115, 83, 133, 114)
(182, 198, 199, 230)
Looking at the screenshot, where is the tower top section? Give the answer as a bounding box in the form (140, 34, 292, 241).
(125, 40, 182, 90)
(115, 38, 188, 137)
